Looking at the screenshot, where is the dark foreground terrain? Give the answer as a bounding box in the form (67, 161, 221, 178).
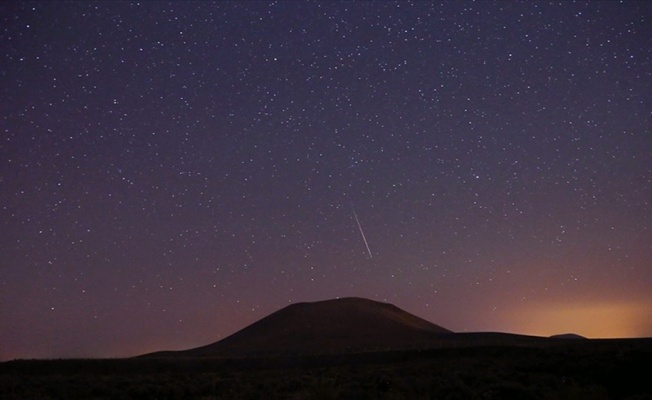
(2, 339, 651, 399)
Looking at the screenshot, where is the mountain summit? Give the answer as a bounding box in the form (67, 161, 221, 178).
(147, 297, 452, 357)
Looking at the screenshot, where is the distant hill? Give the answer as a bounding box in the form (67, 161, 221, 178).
(144, 297, 452, 357)
(142, 297, 572, 358)
(550, 333, 587, 340)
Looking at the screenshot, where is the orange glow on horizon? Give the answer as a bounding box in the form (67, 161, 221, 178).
(502, 300, 652, 338)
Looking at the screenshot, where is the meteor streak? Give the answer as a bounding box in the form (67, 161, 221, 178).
(351, 205, 373, 258)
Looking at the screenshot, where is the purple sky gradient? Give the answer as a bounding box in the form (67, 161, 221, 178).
(1, 1, 651, 360)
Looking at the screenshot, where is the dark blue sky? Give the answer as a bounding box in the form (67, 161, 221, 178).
(1, 1, 651, 360)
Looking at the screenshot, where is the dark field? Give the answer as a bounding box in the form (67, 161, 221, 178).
(2, 339, 651, 399)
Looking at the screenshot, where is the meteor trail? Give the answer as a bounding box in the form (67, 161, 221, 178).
(351, 205, 373, 259)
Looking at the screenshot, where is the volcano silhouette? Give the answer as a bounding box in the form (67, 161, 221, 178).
(147, 297, 452, 357)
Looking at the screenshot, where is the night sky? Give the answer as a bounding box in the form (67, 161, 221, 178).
(2, 1, 651, 361)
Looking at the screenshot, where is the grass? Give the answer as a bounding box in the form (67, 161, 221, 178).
(1, 339, 651, 399)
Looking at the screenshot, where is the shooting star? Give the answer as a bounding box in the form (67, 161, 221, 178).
(351, 205, 373, 259)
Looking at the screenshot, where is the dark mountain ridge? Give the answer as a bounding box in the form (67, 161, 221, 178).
(143, 297, 589, 358)
(145, 297, 452, 357)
